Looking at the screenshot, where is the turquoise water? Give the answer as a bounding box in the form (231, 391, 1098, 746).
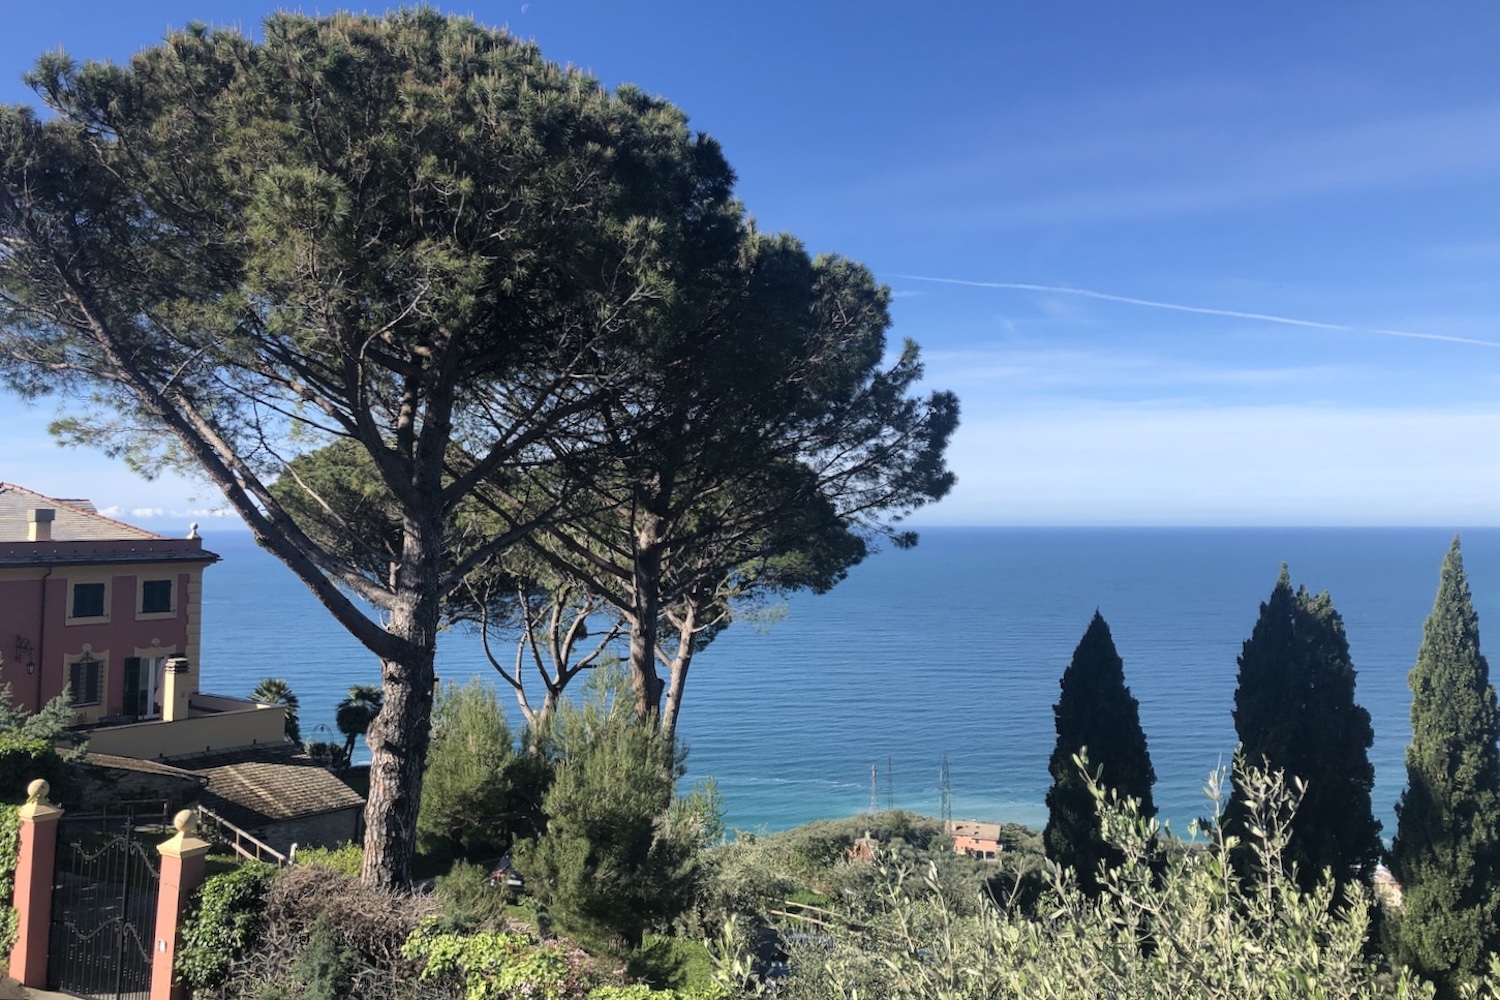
(197, 527, 1500, 836)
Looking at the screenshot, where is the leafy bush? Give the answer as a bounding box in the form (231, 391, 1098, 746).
(0, 735, 63, 802)
(0, 804, 17, 956)
(431, 861, 524, 933)
(401, 918, 728, 1000)
(175, 861, 279, 991)
(403, 918, 610, 999)
(295, 843, 364, 878)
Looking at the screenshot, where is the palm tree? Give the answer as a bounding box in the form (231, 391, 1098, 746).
(336, 684, 384, 765)
(250, 677, 301, 743)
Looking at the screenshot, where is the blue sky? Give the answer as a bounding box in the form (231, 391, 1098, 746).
(4, 2, 1500, 528)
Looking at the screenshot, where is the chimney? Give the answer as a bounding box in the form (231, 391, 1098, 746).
(162, 656, 192, 722)
(27, 508, 54, 542)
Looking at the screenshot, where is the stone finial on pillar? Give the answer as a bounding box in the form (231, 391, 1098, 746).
(9, 778, 62, 988)
(152, 809, 212, 1000)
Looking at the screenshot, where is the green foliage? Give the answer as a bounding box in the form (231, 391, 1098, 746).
(418, 679, 549, 859)
(292, 913, 361, 1000)
(432, 862, 521, 933)
(0, 682, 84, 803)
(1227, 566, 1380, 896)
(692, 836, 800, 935)
(0, 734, 64, 803)
(1390, 537, 1500, 997)
(627, 934, 719, 994)
(0, 682, 81, 747)
(296, 843, 366, 879)
(175, 861, 279, 991)
(251, 678, 301, 744)
(0, 6, 955, 883)
(402, 919, 596, 1000)
(402, 917, 729, 1000)
(783, 762, 1436, 1000)
(1044, 611, 1157, 894)
(0, 804, 18, 957)
(515, 671, 711, 952)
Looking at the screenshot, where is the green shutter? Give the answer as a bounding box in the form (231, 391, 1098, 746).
(123, 658, 143, 719)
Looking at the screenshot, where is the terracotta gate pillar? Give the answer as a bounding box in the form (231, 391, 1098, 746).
(9, 778, 62, 988)
(152, 810, 210, 1000)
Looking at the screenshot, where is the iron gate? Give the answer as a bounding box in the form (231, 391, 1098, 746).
(47, 815, 162, 1000)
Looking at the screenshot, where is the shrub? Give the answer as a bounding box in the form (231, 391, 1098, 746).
(402, 918, 614, 1000)
(419, 679, 550, 859)
(295, 843, 365, 878)
(431, 861, 525, 933)
(0, 805, 17, 956)
(515, 672, 712, 952)
(182, 862, 444, 1000)
(291, 913, 360, 1000)
(175, 862, 279, 991)
(781, 762, 1445, 1000)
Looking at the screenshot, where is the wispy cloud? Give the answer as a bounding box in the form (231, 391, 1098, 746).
(892, 275, 1500, 349)
(98, 505, 236, 520)
(922, 346, 1348, 394)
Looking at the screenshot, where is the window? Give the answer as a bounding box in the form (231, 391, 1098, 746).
(141, 579, 173, 615)
(123, 655, 167, 719)
(70, 657, 101, 707)
(71, 583, 105, 619)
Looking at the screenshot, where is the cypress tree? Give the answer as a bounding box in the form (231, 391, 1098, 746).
(1228, 566, 1380, 897)
(1388, 537, 1500, 996)
(1044, 610, 1157, 894)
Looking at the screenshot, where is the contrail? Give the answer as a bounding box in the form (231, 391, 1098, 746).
(888, 274, 1500, 349)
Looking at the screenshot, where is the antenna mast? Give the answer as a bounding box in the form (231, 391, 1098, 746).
(940, 754, 952, 826)
(870, 763, 879, 814)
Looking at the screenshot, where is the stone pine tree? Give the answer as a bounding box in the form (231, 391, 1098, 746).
(1388, 537, 1500, 996)
(1044, 611, 1157, 894)
(0, 11, 954, 887)
(1227, 567, 1381, 897)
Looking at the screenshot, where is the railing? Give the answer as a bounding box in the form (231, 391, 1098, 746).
(196, 803, 289, 866)
(766, 901, 844, 929)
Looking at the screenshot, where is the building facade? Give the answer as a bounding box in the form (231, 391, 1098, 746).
(0, 483, 222, 724)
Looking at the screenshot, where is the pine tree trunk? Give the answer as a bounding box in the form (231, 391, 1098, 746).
(359, 517, 442, 889)
(629, 521, 664, 722)
(661, 601, 699, 740)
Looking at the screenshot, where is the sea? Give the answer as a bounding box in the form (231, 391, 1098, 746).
(196, 527, 1500, 838)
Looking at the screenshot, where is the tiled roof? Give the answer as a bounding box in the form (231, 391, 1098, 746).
(82, 752, 208, 782)
(169, 744, 366, 828)
(0, 483, 160, 542)
(948, 819, 1004, 842)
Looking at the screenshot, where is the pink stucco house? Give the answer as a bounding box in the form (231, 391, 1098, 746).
(0, 484, 365, 852)
(0, 483, 283, 754)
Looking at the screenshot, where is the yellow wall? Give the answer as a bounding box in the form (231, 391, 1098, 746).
(88, 703, 287, 759)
